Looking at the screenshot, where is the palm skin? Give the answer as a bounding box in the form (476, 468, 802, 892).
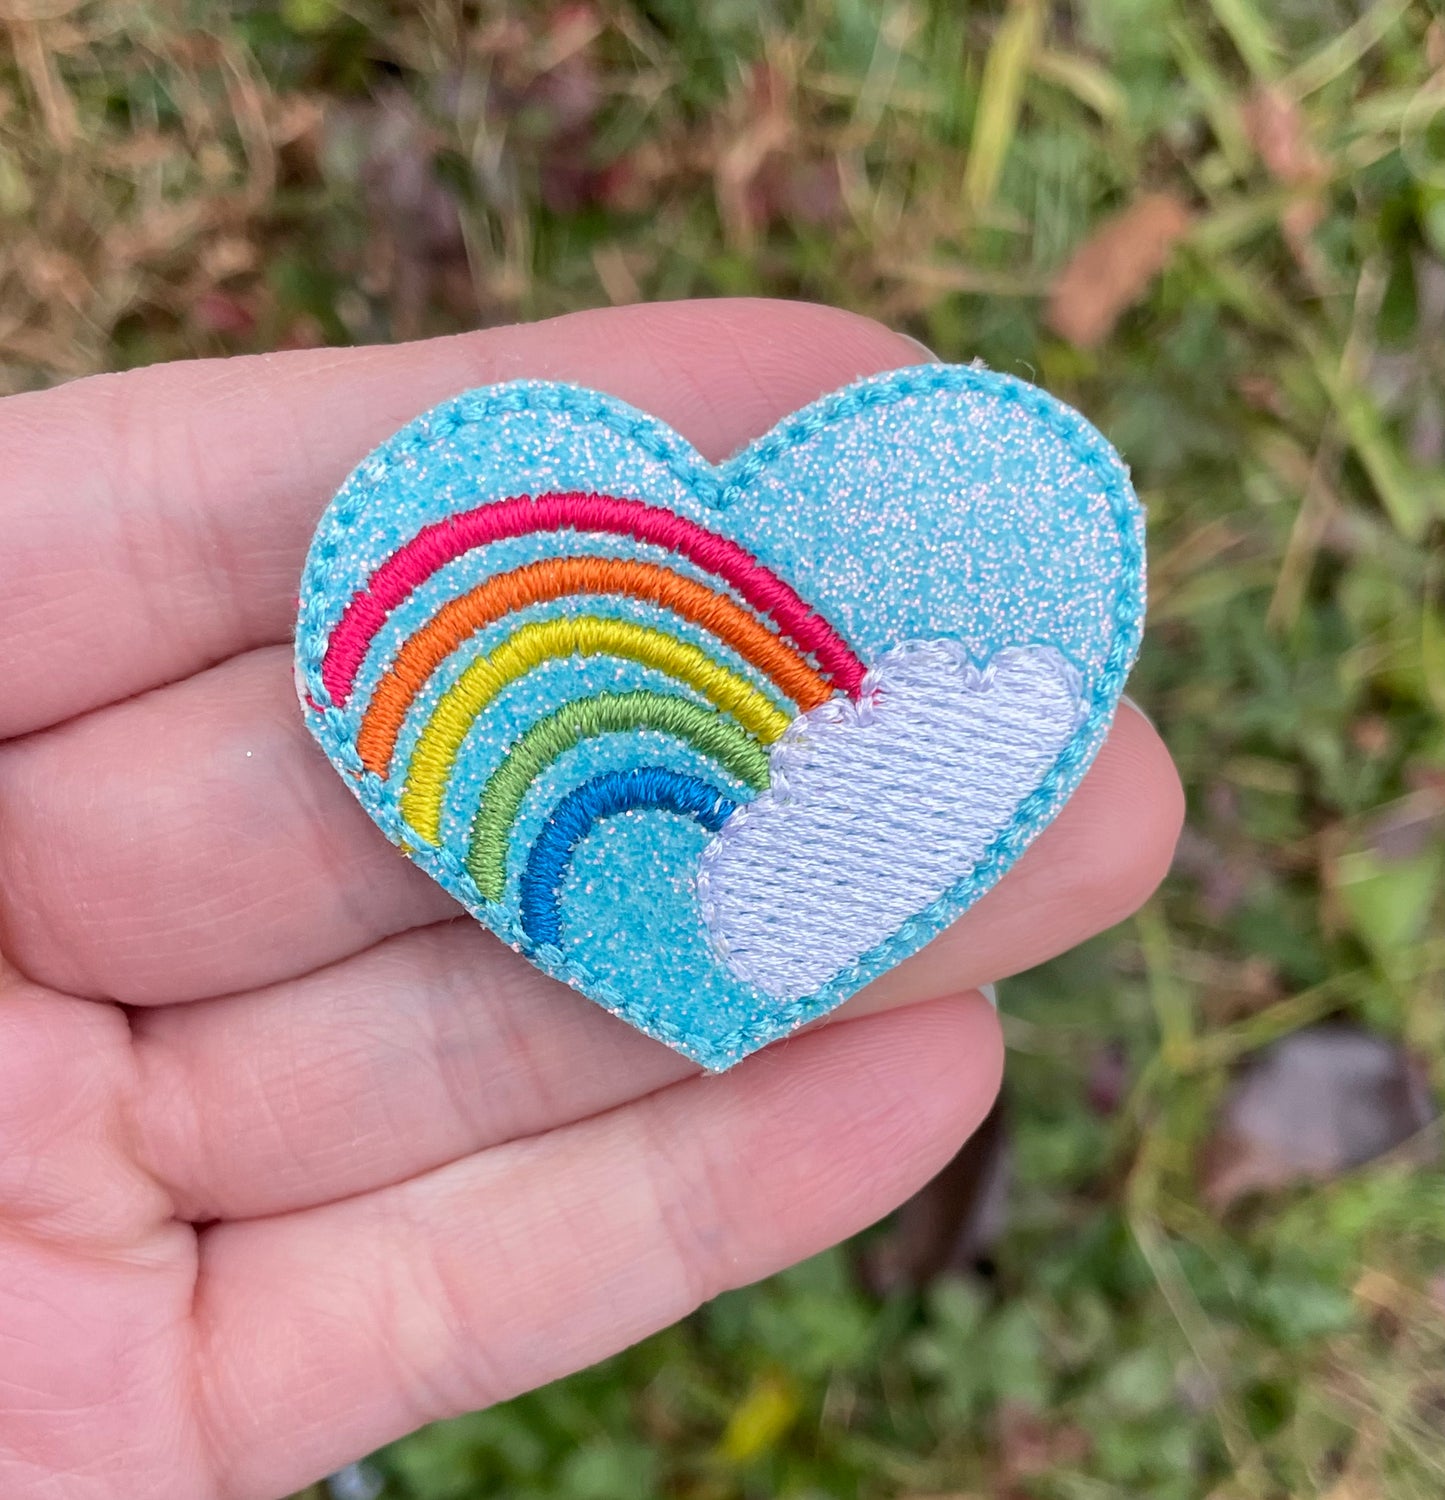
(0, 300, 1182, 1500)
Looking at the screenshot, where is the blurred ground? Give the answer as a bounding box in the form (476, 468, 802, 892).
(2, 2, 1443, 1496)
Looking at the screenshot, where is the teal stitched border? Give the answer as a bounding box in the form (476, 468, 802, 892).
(296, 362, 1145, 1070)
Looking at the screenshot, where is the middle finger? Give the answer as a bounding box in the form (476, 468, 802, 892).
(116, 711, 1177, 1222)
(0, 639, 1177, 1009)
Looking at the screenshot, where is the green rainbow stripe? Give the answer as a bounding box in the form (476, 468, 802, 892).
(401, 614, 789, 845)
(467, 691, 770, 900)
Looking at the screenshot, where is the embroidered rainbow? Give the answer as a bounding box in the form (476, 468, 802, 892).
(319, 492, 866, 944)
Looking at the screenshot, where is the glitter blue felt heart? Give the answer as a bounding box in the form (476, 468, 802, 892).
(295, 363, 1145, 1069)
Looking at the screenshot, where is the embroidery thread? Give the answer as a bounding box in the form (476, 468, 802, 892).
(696, 642, 1085, 999)
(321, 491, 868, 708)
(469, 691, 769, 902)
(358, 555, 834, 774)
(296, 363, 1146, 1069)
(400, 612, 794, 845)
(520, 767, 738, 947)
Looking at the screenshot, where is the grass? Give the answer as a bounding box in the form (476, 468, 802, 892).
(3, 1, 1443, 1495)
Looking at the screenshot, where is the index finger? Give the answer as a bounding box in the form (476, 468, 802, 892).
(0, 299, 918, 738)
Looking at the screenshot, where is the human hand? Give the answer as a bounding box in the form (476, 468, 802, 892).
(0, 300, 1181, 1499)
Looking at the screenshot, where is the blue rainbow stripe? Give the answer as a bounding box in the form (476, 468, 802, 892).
(520, 768, 738, 946)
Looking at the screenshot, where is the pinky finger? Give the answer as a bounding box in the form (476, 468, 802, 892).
(191, 994, 1002, 1500)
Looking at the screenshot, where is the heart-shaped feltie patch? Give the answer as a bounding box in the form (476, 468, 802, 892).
(296, 363, 1145, 1070)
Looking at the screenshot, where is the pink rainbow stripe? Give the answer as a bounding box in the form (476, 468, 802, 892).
(321, 492, 867, 706)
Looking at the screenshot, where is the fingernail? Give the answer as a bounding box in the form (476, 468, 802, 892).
(979, 982, 998, 1009)
(1121, 693, 1156, 731)
(898, 332, 941, 363)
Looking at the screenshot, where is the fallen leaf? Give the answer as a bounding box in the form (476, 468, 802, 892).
(1086, 1040, 1131, 1116)
(715, 1370, 801, 1465)
(994, 1402, 1091, 1482)
(1201, 1025, 1439, 1209)
(1241, 86, 1327, 189)
(1241, 85, 1328, 243)
(1046, 191, 1191, 348)
(1237, 371, 1287, 416)
(713, 60, 796, 248)
(749, 153, 845, 231)
(1349, 715, 1394, 759)
(593, 138, 671, 215)
(191, 288, 256, 337)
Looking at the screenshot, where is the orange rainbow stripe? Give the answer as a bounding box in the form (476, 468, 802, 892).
(357, 556, 834, 774)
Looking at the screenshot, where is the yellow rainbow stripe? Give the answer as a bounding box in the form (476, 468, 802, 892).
(401, 615, 790, 844)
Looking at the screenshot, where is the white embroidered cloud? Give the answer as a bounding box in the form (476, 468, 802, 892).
(696, 641, 1085, 1000)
